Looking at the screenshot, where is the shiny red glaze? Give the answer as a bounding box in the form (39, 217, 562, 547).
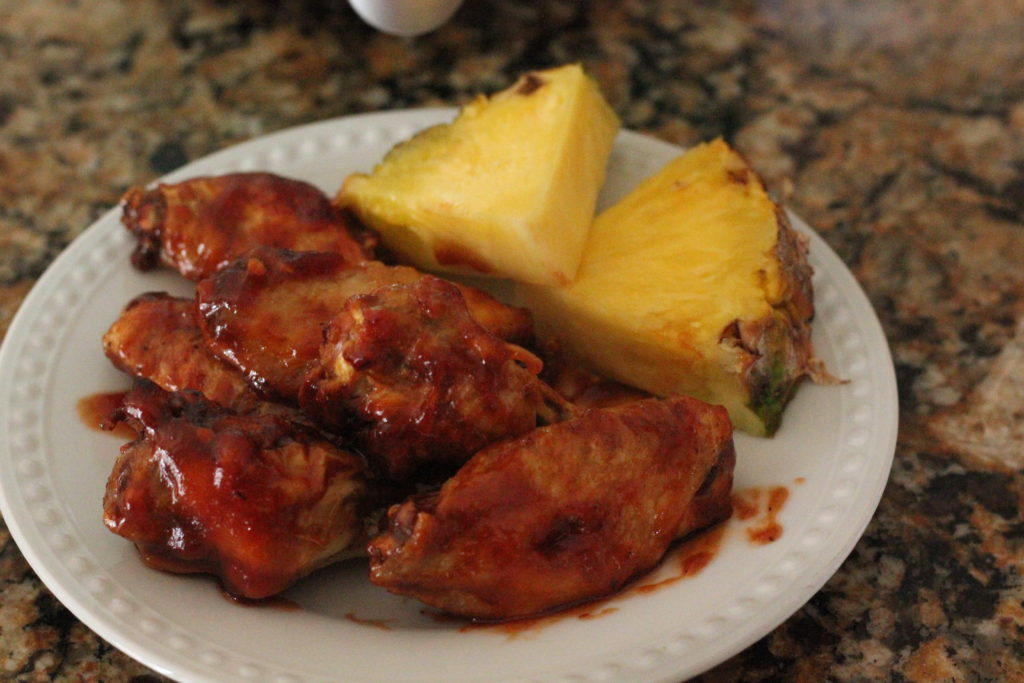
(102, 381, 370, 598)
(103, 292, 266, 412)
(302, 276, 546, 481)
(195, 247, 534, 402)
(121, 172, 373, 280)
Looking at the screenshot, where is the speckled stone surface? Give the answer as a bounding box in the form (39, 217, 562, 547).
(1, 0, 1022, 681)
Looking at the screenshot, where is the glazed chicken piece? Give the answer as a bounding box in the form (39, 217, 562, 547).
(121, 172, 374, 280)
(301, 276, 560, 481)
(195, 247, 534, 401)
(103, 381, 374, 599)
(103, 292, 266, 413)
(367, 396, 735, 620)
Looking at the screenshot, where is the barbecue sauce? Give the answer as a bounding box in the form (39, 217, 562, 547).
(732, 485, 790, 546)
(76, 391, 134, 439)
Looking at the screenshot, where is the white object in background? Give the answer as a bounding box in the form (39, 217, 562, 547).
(349, 0, 466, 36)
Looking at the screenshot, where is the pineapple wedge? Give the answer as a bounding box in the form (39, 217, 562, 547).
(337, 64, 619, 286)
(520, 139, 823, 436)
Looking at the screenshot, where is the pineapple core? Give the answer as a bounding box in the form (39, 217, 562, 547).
(337, 64, 620, 286)
(520, 139, 818, 436)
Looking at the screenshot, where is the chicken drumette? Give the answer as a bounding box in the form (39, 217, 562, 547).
(194, 247, 535, 400)
(122, 172, 374, 280)
(301, 275, 561, 480)
(103, 381, 374, 599)
(368, 396, 735, 620)
(103, 292, 267, 414)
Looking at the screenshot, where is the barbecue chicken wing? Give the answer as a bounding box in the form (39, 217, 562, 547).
(103, 381, 374, 599)
(195, 247, 534, 401)
(122, 173, 373, 280)
(103, 292, 266, 413)
(367, 396, 734, 620)
(301, 276, 558, 481)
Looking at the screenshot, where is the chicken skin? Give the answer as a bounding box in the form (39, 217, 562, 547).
(122, 173, 373, 280)
(103, 381, 374, 599)
(195, 247, 534, 401)
(301, 276, 553, 481)
(103, 292, 266, 413)
(367, 396, 734, 620)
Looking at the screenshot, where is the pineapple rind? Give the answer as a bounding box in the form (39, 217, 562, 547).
(338, 64, 620, 286)
(520, 139, 816, 436)
(740, 309, 809, 436)
(741, 209, 817, 434)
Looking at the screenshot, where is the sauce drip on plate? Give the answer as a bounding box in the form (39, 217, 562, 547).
(219, 586, 301, 611)
(76, 391, 134, 439)
(732, 485, 791, 545)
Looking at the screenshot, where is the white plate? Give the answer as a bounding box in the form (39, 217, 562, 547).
(0, 109, 898, 683)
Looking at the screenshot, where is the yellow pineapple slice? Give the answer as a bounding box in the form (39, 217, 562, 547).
(337, 64, 619, 286)
(520, 139, 825, 436)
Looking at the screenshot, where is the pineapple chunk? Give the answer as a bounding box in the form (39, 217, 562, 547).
(519, 139, 821, 436)
(337, 64, 619, 286)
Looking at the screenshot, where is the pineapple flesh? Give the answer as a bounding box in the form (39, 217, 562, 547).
(519, 139, 821, 436)
(337, 64, 620, 286)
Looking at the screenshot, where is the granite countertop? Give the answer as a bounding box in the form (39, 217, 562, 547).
(1, 0, 1021, 680)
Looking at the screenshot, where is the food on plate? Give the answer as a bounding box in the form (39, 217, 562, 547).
(300, 276, 570, 481)
(194, 246, 534, 401)
(368, 396, 734, 620)
(93, 59, 835, 617)
(122, 172, 374, 280)
(103, 292, 266, 414)
(103, 381, 374, 599)
(520, 139, 825, 436)
(337, 63, 620, 286)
